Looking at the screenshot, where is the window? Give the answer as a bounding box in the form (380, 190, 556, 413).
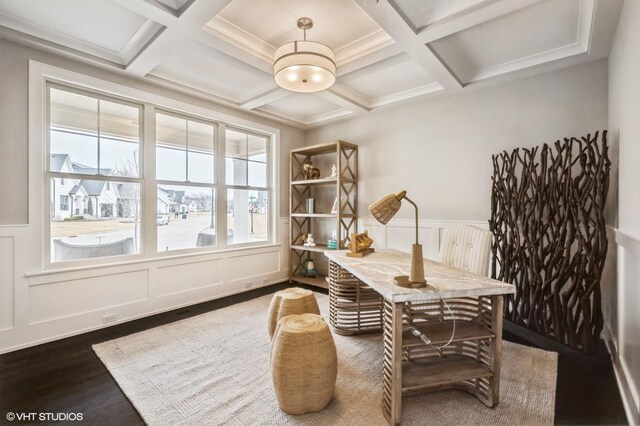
(156, 112, 216, 251)
(45, 82, 274, 266)
(60, 195, 69, 210)
(47, 85, 142, 263)
(225, 129, 270, 244)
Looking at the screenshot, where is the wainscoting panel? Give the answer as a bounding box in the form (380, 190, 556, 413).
(156, 258, 224, 297)
(226, 249, 280, 282)
(614, 229, 640, 423)
(0, 236, 14, 331)
(29, 270, 150, 324)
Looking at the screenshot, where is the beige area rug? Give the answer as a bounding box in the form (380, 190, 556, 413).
(93, 293, 557, 425)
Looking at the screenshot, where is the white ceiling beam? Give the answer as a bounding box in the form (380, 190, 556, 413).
(337, 43, 405, 76)
(240, 88, 290, 110)
(124, 0, 234, 76)
(355, 0, 463, 91)
(416, 0, 544, 43)
(316, 83, 371, 113)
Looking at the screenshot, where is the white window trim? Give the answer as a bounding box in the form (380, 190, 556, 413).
(29, 60, 280, 271)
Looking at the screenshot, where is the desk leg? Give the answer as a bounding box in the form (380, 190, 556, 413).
(489, 295, 504, 407)
(382, 300, 403, 425)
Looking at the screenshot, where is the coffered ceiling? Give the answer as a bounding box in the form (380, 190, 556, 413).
(0, 0, 623, 129)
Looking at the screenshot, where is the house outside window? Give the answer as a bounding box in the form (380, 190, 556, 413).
(47, 85, 142, 263)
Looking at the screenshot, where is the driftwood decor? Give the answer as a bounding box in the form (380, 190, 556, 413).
(489, 131, 610, 355)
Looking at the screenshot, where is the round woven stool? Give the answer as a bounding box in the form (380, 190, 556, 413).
(270, 314, 337, 415)
(267, 287, 320, 339)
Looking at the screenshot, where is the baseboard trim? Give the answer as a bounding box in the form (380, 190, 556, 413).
(611, 352, 640, 425)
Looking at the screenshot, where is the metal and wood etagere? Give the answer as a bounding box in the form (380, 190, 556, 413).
(289, 141, 358, 289)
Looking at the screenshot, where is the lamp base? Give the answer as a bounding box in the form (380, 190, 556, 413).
(394, 275, 427, 288)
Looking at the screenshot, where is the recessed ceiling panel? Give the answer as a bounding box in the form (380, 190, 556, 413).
(264, 94, 343, 120)
(429, 0, 582, 83)
(210, 0, 386, 51)
(0, 0, 153, 53)
(339, 53, 438, 100)
(391, 0, 493, 30)
(152, 41, 273, 99)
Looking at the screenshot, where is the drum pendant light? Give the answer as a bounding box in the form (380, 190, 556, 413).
(273, 17, 336, 93)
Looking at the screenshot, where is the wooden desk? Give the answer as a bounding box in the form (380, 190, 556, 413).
(324, 250, 515, 426)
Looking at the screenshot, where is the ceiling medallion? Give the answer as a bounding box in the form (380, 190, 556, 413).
(273, 17, 336, 93)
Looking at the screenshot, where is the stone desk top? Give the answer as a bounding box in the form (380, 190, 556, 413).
(324, 249, 514, 303)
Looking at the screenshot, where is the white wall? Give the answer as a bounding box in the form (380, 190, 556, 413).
(608, 0, 640, 422)
(0, 38, 303, 353)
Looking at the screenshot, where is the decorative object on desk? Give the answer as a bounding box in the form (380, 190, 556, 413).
(306, 198, 315, 214)
(330, 196, 339, 214)
(301, 258, 317, 277)
(303, 233, 317, 247)
(346, 231, 374, 257)
(302, 158, 320, 180)
(329, 164, 337, 178)
(490, 131, 610, 355)
(369, 190, 427, 287)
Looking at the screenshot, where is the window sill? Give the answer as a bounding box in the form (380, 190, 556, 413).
(26, 242, 283, 278)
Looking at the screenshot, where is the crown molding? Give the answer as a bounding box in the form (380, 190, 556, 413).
(334, 28, 395, 65)
(204, 16, 275, 63)
(369, 82, 444, 108)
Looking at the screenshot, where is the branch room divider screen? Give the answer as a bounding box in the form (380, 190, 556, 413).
(489, 131, 610, 355)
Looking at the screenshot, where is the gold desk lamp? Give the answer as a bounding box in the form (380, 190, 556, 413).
(369, 190, 427, 288)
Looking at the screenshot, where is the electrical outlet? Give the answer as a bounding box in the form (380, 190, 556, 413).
(262, 278, 269, 286)
(102, 313, 117, 324)
(244, 282, 253, 289)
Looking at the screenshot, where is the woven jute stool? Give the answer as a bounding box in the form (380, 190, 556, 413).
(270, 314, 337, 415)
(267, 287, 320, 339)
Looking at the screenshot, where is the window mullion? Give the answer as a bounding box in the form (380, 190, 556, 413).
(185, 119, 189, 182)
(97, 99, 101, 174)
(142, 103, 157, 258)
(216, 123, 227, 248)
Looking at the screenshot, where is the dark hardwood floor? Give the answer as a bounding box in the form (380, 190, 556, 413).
(0, 284, 628, 425)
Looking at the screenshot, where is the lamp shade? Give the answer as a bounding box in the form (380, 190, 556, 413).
(274, 41, 336, 93)
(369, 191, 406, 225)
